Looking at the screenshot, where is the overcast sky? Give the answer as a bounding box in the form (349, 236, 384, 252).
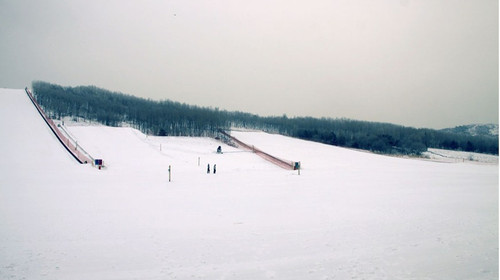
(1, 0, 498, 129)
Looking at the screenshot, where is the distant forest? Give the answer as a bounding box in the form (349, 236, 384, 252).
(32, 81, 498, 155)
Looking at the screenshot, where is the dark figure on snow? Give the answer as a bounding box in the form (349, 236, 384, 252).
(207, 164, 210, 174)
(213, 164, 217, 174)
(217, 146, 222, 154)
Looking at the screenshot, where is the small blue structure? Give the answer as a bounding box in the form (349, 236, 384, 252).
(95, 159, 103, 169)
(294, 162, 301, 170)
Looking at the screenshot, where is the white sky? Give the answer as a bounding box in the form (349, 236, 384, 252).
(0, 0, 498, 129)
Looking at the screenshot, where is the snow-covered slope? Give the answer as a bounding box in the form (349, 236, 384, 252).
(0, 88, 498, 279)
(423, 148, 499, 164)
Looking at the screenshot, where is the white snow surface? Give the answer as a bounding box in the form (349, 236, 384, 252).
(423, 148, 499, 164)
(0, 88, 498, 279)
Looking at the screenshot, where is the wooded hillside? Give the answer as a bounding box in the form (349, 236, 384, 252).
(32, 81, 498, 155)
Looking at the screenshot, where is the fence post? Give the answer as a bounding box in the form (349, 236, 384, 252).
(168, 165, 171, 182)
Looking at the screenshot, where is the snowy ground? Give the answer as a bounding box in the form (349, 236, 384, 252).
(422, 148, 499, 164)
(0, 88, 498, 280)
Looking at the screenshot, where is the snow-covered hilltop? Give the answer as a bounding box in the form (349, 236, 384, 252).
(0, 88, 498, 279)
(441, 123, 499, 137)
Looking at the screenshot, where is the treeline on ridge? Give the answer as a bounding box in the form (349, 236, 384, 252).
(32, 81, 499, 156)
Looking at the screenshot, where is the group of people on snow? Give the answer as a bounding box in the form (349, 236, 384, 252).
(207, 164, 216, 174)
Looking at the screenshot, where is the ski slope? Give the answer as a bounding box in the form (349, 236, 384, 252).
(0, 88, 498, 279)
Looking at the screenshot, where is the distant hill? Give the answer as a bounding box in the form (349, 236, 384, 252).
(440, 124, 499, 138)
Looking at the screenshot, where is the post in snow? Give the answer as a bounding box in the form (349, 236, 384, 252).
(294, 161, 301, 175)
(168, 165, 171, 182)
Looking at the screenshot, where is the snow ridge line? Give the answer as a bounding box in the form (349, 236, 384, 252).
(219, 130, 295, 170)
(25, 88, 91, 164)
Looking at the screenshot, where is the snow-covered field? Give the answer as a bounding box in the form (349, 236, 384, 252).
(0, 88, 498, 280)
(423, 148, 499, 164)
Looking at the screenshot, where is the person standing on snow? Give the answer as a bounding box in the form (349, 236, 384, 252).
(207, 164, 210, 174)
(213, 164, 216, 174)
